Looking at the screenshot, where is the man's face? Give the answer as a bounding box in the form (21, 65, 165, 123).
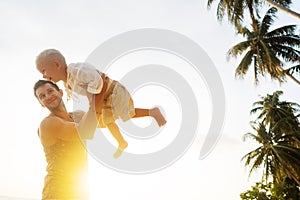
(35, 83, 62, 109)
(36, 58, 60, 83)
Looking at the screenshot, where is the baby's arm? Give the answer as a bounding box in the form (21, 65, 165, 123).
(91, 77, 108, 115)
(79, 64, 104, 94)
(77, 64, 109, 114)
(74, 63, 104, 104)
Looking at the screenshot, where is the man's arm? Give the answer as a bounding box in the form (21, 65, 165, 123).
(39, 107, 99, 146)
(75, 105, 98, 139)
(75, 91, 105, 138)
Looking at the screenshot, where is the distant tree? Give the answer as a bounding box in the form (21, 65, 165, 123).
(240, 179, 300, 200)
(240, 182, 270, 200)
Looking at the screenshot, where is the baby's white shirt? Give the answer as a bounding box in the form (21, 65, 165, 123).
(65, 62, 104, 98)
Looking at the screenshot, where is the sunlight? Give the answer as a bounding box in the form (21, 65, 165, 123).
(2, 1, 299, 199)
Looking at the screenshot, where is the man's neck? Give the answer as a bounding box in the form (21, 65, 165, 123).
(49, 105, 73, 122)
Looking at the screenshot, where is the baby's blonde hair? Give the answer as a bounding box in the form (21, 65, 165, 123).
(36, 49, 66, 65)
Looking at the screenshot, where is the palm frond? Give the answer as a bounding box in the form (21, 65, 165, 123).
(247, 149, 266, 177)
(234, 50, 254, 78)
(272, 145, 300, 180)
(272, 145, 300, 183)
(250, 106, 263, 115)
(241, 146, 263, 164)
(266, 25, 297, 38)
(259, 40, 281, 68)
(231, 0, 244, 26)
(280, 131, 300, 146)
(275, 145, 300, 159)
(243, 132, 259, 142)
(237, 26, 252, 37)
(267, 36, 300, 48)
(285, 64, 300, 75)
(273, 90, 284, 97)
(271, 45, 300, 63)
(207, 0, 215, 9)
(227, 40, 252, 58)
(216, 1, 227, 21)
(271, 0, 292, 8)
(252, 98, 264, 106)
(216, 0, 235, 22)
(260, 7, 278, 35)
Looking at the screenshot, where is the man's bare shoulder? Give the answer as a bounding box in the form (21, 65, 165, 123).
(40, 115, 62, 125)
(39, 115, 66, 134)
(39, 116, 63, 146)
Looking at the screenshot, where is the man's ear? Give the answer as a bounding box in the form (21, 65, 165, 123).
(59, 89, 63, 96)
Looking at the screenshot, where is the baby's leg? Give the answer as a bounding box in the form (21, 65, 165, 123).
(133, 107, 167, 126)
(106, 122, 128, 158)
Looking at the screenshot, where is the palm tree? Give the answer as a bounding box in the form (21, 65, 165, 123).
(207, 0, 260, 31)
(227, 8, 300, 85)
(242, 119, 300, 185)
(250, 91, 300, 134)
(207, 0, 293, 31)
(242, 91, 300, 185)
(242, 122, 300, 185)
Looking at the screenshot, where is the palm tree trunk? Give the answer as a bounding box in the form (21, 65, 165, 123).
(264, 0, 300, 20)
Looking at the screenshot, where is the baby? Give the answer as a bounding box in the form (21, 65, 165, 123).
(36, 49, 167, 158)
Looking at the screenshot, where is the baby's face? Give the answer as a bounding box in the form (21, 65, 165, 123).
(36, 58, 60, 83)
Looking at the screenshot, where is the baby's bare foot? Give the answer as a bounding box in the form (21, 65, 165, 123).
(113, 141, 128, 158)
(150, 107, 167, 127)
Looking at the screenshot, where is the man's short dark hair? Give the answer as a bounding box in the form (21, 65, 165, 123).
(34, 80, 60, 98)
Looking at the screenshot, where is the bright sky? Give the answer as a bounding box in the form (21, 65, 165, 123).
(0, 0, 299, 199)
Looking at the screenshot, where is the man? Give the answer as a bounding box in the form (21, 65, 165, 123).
(34, 80, 99, 200)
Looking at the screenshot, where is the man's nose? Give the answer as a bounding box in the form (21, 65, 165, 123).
(45, 93, 52, 100)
